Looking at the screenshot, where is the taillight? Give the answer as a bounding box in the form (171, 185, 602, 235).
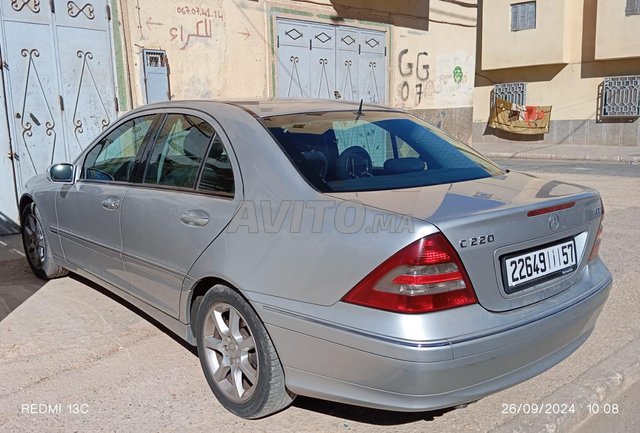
(342, 233, 477, 314)
(588, 200, 605, 262)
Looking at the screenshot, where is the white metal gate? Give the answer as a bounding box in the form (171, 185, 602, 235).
(276, 19, 387, 103)
(0, 0, 117, 221)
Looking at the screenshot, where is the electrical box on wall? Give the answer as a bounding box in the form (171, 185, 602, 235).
(142, 49, 170, 103)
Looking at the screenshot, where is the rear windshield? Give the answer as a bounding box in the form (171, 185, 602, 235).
(261, 111, 504, 193)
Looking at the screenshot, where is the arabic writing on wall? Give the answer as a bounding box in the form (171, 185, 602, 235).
(143, 5, 225, 50)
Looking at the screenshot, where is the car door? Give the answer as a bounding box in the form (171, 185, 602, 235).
(120, 111, 241, 317)
(56, 113, 159, 288)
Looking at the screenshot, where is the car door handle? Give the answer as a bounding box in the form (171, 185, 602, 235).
(180, 210, 209, 227)
(101, 196, 121, 210)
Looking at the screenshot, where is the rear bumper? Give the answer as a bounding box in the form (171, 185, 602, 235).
(258, 266, 611, 411)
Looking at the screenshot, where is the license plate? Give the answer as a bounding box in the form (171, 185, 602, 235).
(502, 238, 577, 294)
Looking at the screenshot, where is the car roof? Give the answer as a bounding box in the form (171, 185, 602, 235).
(129, 98, 401, 118)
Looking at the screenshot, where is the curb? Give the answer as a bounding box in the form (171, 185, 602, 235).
(492, 337, 640, 433)
(481, 151, 640, 164)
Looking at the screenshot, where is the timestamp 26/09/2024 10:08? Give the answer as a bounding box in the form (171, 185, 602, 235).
(501, 403, 620, 415)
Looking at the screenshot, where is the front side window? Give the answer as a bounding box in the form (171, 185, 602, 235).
(83, 115, 156, 182)
(263, 111, 504, 193)
(511, 2, 536, 31)
(143, 114, 213, 189)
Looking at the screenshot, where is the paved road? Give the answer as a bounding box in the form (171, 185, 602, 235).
(496, 159, 640, 178)
(0, 160, 638, 432)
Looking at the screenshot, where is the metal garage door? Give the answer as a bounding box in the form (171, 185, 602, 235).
(276, 19, 387, 103)
(0, 0, 117, 217)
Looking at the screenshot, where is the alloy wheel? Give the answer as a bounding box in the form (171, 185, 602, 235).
(23, 213, 45, 270)
(202, 302, 259, 403)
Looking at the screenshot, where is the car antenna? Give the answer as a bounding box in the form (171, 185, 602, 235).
(354, 99, 364, 122)
(348, 99, 365, 148)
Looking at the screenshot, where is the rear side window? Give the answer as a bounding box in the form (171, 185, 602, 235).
(198, 134, 235, 195)
(262, 111, 504, 193)
(141, 113, 235, 195)
(143, 114, 213, 189)
(83, 115, 155, 182)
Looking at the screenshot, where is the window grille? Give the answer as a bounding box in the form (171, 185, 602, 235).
(602, 76, 640, 117)
(492, 82, 527, 107)
(511, 2, 536, 31)
(626, 0, 640, 16)
(144, 50, 167, 68)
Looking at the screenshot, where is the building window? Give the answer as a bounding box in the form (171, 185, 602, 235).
(492, 82, 527, 107)
(511, 2, 536, 31)
(626, 0, 640, 16)
(602, 76, 640, 118)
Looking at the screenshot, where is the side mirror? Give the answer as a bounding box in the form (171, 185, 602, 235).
(48, 163, 75, 184)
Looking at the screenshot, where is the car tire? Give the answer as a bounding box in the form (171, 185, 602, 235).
(196, 284, 295, 419)
(21, 203, 68, 280)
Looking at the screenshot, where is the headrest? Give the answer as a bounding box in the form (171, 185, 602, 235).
(335, 146, 372, 179)
(183, 123, 213, 158)
(383, 157, 425, 174)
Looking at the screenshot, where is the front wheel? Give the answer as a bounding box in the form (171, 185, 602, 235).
(21, 203, 68, 280)
(196, 284, 294, 419)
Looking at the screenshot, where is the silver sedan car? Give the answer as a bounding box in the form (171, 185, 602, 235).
(21, 100, 611, 419)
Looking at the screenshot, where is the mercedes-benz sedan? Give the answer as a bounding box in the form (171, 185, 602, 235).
(21, 100, 611, 419)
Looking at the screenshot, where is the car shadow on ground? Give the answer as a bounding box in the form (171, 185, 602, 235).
(0, 258, 48, 321)
(70, 273, 199, 357)
(291, 396, 457, 425)
(0, 211, 20, 236)
(0, 235, 49, 321)
(71, 273, 461, 425)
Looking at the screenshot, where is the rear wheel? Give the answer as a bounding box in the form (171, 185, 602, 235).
(196, 284, 294, 418)
(21, 204, 68, 280)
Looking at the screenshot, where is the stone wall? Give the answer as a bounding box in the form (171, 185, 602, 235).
(472, 119, 640, 147)
(411, 107, 474, 144)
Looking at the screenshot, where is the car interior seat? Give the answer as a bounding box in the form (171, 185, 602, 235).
(164, 126, 211, 188)
(300, 150, 328, 181)
(383, 157, 426, 174)
(335, 146, 373, 180)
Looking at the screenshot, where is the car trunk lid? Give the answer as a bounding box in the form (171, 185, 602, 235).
(328, 171, 604, 312)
